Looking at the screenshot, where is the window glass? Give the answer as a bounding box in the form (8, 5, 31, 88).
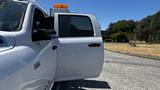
(32, 9, 45, 41)
(32, 9, 54, 41)
(0, 1, 27, 31)
(32, 9, 45, 30)
(59, 15, 71, 37)
(59, 15, 94, 37)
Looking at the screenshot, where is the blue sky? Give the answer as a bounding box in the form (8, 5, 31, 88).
(38, 0, 160, 30)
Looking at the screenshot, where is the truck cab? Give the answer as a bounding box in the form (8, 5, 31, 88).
(0, 0, 104, 90)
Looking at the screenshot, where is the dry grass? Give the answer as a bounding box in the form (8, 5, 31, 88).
(104, 43, 160, 58)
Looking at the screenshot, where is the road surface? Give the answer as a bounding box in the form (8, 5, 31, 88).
(52, 50, 160, 90)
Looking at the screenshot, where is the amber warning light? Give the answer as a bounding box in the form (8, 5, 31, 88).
(53, 4, 68, 9)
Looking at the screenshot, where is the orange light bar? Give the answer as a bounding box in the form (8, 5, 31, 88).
(53, 4, 68, 9)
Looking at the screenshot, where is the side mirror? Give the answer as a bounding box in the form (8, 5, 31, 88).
(32, 16, 56, 41)
(38, 29, 56, 35)
(32, 29, 56, 41)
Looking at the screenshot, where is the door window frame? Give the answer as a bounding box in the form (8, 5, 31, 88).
(58, 14, 95, 38)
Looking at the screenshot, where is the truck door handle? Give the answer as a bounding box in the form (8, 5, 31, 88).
(52, 46, 57, 50)
(88, 43, 101, 47)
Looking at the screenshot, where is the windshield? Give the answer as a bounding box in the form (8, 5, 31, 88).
(0, 1, 27, 31)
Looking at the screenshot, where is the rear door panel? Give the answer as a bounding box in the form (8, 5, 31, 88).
(55, 13, 104, 81)
(55, 37, 104, 81)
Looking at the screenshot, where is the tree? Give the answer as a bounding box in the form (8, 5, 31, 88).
(111, 32, 129, 42)
(102, 10, 160, 43)
(104, 20, 137, 42)
(134, 16, 152, 42)
(134, 11, 160, 43)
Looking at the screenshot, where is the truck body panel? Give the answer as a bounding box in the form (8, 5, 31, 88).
(54, 13, 104, 81)
(0, 0, 104, 90)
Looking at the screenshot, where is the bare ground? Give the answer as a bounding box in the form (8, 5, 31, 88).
(104, 43, 160, 59)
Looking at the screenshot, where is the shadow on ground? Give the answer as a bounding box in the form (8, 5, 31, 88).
(52, 80, 111, 90)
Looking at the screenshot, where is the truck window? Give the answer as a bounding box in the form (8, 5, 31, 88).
(0, 1, 27, 31)
(59, 15, 94, 37)
(32, 9, 46, 41)
(32, 9, 54, 41)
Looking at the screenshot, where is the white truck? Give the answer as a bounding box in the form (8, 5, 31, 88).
(0, 0, 104, 90)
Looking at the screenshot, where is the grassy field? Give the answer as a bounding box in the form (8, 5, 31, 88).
(104, 43, 160, 59)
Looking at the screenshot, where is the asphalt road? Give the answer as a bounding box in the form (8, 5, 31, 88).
(52, 50, 160, 90)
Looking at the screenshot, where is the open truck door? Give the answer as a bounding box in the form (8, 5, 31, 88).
(54, 13, 104, 81)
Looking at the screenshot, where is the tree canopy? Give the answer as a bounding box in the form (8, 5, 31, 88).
(102, 20, 137, 42)
(102, 11, 160, 43)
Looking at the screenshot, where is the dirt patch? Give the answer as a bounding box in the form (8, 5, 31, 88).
(104, 43, 160, 59)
